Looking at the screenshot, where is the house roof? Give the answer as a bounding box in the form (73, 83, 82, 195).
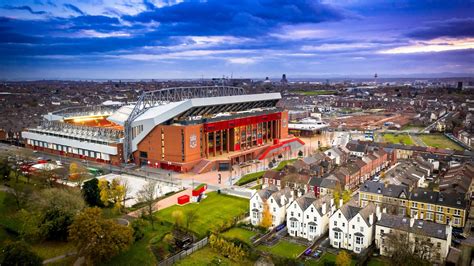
(338, 204, 362, 221)
(256, 185, 279, 201)
(295, 193, 317, 211)
(377, 213, 449, 240)
(360, 180, 384, 194)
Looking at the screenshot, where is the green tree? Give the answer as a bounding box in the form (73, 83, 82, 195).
(29, 188, 85, 241)
(335, 250, 351, 266)
(8, 180, 32, 210)
(69, 207, 133, 264)
(0, 241, 42, 266)
(82, 178, 102, 207)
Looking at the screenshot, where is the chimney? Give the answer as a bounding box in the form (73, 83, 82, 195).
(280, 196, 285, 207)
(322, 201, 327, 215)
(330, 198, 334, 207)
(369, 213, 374, 225)
(409, 218, 415, 227)
(376, 205, 381, 220)
(339, 199, 344, 208)
(382, 207, 387, 214)
(290, 190, 295, 200)
(298, 189, 303, 198)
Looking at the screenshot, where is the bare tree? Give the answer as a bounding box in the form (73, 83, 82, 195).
(383, 230, 432, 266)
(137, 181, 159, 229)
(120, 178, 132, 208)
(184, 209, 198, 233)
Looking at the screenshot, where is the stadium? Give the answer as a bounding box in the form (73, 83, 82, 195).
(21, 87, 304, 173)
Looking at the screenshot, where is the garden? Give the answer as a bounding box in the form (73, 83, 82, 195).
(381, 133, 414, 145)
(419, 134, 464, 151)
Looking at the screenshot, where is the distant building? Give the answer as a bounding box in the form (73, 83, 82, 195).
(281, 74, 288, 84)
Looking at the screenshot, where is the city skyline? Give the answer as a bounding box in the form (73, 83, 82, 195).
(1, 0, 473, 79)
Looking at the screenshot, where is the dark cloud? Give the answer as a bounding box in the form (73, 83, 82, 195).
(123, 0, 346, 37)
(2, 5, 47, 15)
(406, 18, 474, 39)
(63, 3, 85, 16)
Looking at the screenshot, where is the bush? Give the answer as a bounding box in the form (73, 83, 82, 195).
(0, 241, 42, 266)
(131, 219, 147, 242)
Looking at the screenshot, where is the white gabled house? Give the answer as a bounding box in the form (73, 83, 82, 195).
(287, 194, 335, 241)
(329, 202, 379, 253)
(266, 187, 293, 227)
(287, 193, 316, 238)
(302, 196, 335, 241)
(250, 185, 279, 226)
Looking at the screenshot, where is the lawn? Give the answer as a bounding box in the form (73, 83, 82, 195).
(0, 191, 21, 248)
(258, 240, 307, 259)
(31, 241, 75, 260)
(382, 133, 414, 145)
(156, 192, 249, 238)
(305, 252, 356, 266)
(236, 159, 296, 186)
(419, 134, 464, 151)
(294, 90, 337, 96)
(367, 257, 390, 266)
(175, 246, 254, 266)
(221, 227, 257, 245)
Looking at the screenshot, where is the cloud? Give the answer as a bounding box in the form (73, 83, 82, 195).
(63, 3, 85, 16)
(227, 57, 257, 64)
(379, 38, 474, 54)
(2, 5, 47, 15)
(406, 18, 474, 40)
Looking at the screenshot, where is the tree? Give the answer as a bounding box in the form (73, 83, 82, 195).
(342, 189, 352, 204)
(120, 178, 132, 208)
(172, 210, 184, 229)
(184, 209, 198, 232)
(98, 178, 125, 211)
(335, 251, 351, 266)
(82, 178, 102, 207)
(383, 230, 431, 266)
(8, 180, 32, 210)
(69, 162, 88, 185)
(298, 150, 304, 157)
(137, 181, 159, 229)
(32, 166, 58, 187)
(27, 188, 85, 241)
(68, 207, 133, 264)
(0, 241, 42, 266)
(260, 201, 272, 229)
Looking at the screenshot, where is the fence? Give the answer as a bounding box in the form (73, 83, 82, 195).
(158, 237, 208, 266)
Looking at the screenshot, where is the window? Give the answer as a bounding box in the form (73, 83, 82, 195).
(454, 217, 461, 225)
(334, 232, 340, 240)
(334, 221, 337, 226)
(270, 199, 273, 203)
(253, 212, 257, 219)
(437, 206, 443, 212)
(412, 202, 417, 208)
(352, 225, 355, 229)
(309, 226, 316, 233)
(342, 222, 345, 227)
(291, 212, 294, 216)
(290, 221, 296, 228)
(273, 207, 276, 212)
(437, 242, 441, 248)
(307, 215, 309, 219)
(426, 212, 433, 220)
(360, 227, 364, 232)
(454, 209, 461, 216)
(338, 213, 341, 218)
(356, 236, 363, 245)
(357, 217, 360, 222)
(437, 213, 444, 222)
(253, 203, 256, 208)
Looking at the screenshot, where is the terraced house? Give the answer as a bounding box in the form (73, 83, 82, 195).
(359, 180, 467, 227)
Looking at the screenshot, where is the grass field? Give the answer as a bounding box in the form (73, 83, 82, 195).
(258, 240, 306, 259)
(175, 246, 254, 266)
(382, 133, 414, 145)
(294, 90, 337, 96)
(221, 227, 257, 245)
(236, 159, 296, 186)
(31, 241, 75, 260)
(156, 192, 249, 238)
(419, 134, 464, 151)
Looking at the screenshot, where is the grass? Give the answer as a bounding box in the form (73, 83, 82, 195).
(258, 240, 306, 259)
(305, 252, 357, 266)
(419, 134, 464, 151)
(31, 241, 75, 260)
(382, 133, 414, 145)
(294, 90, 337, 96)
(221, 227, 257, 245)
(367, 257, 390, 266)
(156, 192, 249, 238)
(236, 159, 296, 186)
(0, 191, 21, 241)
(175, 246, 253, 266)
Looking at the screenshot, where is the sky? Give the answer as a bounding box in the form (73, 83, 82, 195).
(0, 0, 473, 80)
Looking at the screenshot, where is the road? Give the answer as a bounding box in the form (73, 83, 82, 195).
(422, 111, 454, 133)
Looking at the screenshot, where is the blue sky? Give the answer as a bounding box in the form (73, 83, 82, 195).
(0, 0, 473, 79)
